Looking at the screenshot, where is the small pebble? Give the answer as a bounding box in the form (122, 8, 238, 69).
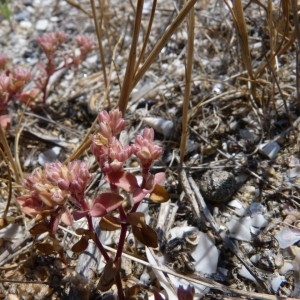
(36, 19, 49, 31)
(20, 20, 32, 29)
(198, 170, 237, 203)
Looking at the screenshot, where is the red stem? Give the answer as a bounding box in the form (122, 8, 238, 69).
(85, 213, 110, 262)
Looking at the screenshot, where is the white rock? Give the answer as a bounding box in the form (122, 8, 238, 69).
(20, 20, 32, 29)
(36, 19, 49, 31)
(167, 226, 197, 241)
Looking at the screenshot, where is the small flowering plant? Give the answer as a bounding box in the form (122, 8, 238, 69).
(0, 32, 93, 129)
(17, 109, 169, 298)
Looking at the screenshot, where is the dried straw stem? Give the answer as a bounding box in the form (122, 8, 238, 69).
(179, 1, 194, 164)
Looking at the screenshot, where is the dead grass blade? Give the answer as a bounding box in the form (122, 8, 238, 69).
(134, 0, 157, 76)
(291, 0, 300, 112)
(65, 0, 92, 17)
(225, 0, 259, 104)
(132, 0, 197, 88)
(179, 1, 194, 164)
(90, 0, 110, 107)
(0, 147, 12, 223)
(255, 0, 293, 77)
(0, 125, 20, 184)
(226, 0, 254, 81)
(118, 0, 144, 115)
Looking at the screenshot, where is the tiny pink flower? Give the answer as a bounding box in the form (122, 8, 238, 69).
(18, 88, 41, 104)
(0, 72, 10, 92)
(75, 35, 94, 62)
(45, 160, 92, 198)
(9, 67, 31, 93)
(37, 32, 67, 55)
(97, 109, 125, 137)
(132, 128, 163, 168)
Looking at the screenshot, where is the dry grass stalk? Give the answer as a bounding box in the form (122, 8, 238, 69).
(0, 147, 12, 222)
(132, 0, 198, 88)
(179, 1, 194, 164)
(225, 0, 258, 103)
(0, 125, 20, 184)
(134, 0, 157, 76)
(90, 0, 110, 107)
(291, 0, 300, 112)
(118, 0, 144, 115)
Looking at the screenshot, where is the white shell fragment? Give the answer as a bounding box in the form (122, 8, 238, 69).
(258, 141, 280, 159)
(251, 214, 268, 229)
(275, 226, 300, 249)
(38, 146, 61, 165)
(238, 265, 257, 283)
(226, 216, 252, 242)
(167, 226, 197, 241)
(143, 117, 174, 138)
(269, 274, 285, 293)
(227, 199, 246, 216)
(166, 227, 219, 275)
(190, 232, 219, 274)
(249, 202, 266, 215)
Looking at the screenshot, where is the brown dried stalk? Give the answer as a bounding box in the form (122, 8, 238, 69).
(179, 1, 194, 164)
(90, 0, 110, 107)
(118, 0, 144, 115)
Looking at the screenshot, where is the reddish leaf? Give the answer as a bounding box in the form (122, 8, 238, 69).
(90, 192, 123, 217)
(127, 212, 145, 227)
(132, 188, 147, 203)
(99, 215, 121, 231)
(97, 258, 121, 292)
(150, 184, 169, 203)
(36, 243, 55, 255)
(71, 236, 89, 253)
(29, 223, 50, 235)
(75, 228, 91, 236)
(132, 223, 158, 248)
(73, 210, 88, 221)
(106, 171, 139, 192)
(153, 172, 166, 185)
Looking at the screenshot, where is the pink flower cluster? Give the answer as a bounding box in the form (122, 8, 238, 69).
(91, 109, 165, 203)
(0, 67, 31, 110)
(17, 161, 91, 232)
(17, 109, 166, 231)
(91, 109, 163, 174)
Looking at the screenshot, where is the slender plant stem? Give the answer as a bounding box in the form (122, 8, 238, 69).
(86, 214, 110, 262)
(115, 270, 125, 300)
